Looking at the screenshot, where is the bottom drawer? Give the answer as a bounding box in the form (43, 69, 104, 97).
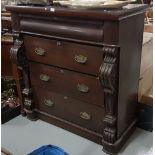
(33, 86, 104, 133)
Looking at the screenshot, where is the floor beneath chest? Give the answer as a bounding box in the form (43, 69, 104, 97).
(1, 116, 153, 155)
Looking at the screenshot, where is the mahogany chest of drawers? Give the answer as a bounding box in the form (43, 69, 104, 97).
(7, 4, 147, 154)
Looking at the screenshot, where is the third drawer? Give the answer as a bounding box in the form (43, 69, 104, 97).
(32, 86, 105, 133)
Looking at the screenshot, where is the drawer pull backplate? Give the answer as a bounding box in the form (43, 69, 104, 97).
(75, 55, 87, 64)
(34, 48, 45, 56)
(80, 112, 91, 120)
(40, 74, 50, 82)
(44, 99, 54, 107)
(77, 83, 89, 93)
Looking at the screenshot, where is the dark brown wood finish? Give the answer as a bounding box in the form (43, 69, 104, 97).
(36, 110, 103, 144)
(21, 18, 104, 42)
(6, 5, 147, 20)
(24, 35, 104, 75)
(10, 32, 37, 120)
(29, 62, 104, 107)
(32, 86, 105, 133)
(117, 12, 145, 138)
(7, 4, 147, 155)
(99, 46, 119, 148)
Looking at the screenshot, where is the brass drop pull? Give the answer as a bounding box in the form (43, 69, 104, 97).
(75, 55, 87, 64)
(34, 48, 46, 56)
(40, 74, 50, 82)
(44, 99, 54, 107)
(77, 83, 89, 93)
(80, 112, 91, 120)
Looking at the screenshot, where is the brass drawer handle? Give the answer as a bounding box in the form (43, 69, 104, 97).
(44, 99, 54, 107)
(80, 112, 91, 120)
(77, 83, 89, 93)
(75, 55, 87, 64)
(34, 48, 46, 56)
(40, 74, 50, 82)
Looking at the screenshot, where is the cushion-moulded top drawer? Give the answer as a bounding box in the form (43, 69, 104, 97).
(21, 17, 104, 42)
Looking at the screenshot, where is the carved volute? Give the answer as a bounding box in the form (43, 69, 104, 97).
(10, 32, 37, 120)
(99, 46, 119, 144)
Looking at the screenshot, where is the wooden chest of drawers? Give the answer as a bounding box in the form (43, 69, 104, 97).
(7, 4, 147, 154)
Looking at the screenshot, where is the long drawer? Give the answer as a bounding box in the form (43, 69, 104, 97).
(21, 18, 104, 43)
(29, 62, 104, 107)
(32, 86, 105, 133)
(24, 35, 104, 76)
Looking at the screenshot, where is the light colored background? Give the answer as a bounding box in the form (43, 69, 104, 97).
(2, 116, 153, 155)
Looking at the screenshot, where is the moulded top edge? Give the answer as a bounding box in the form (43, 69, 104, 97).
(6, 4, 148, 21)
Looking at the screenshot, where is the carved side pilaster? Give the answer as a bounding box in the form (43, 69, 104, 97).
(99, 46, 119, 144)
(10, 32, 37, 121)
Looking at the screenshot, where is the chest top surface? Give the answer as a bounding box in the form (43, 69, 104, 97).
(6, 4, 147, 20)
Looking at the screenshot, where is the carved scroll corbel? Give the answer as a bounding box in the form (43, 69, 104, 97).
(10, 32, 37, 120)
(99, 46, 119, 144)
(10, 34, 23, 65)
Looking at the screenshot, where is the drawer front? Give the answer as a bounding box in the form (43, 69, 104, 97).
(33, 86, 104, 133)
(21, 18, 104, 43)
(24, 35, 103, 76)
(29, 62, 104, 107)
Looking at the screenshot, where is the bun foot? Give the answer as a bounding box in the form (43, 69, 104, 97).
(25, 109, 38, 121)
(21, 109, 26, 117)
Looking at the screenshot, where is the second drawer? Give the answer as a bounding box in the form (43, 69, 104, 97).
(29, 62, 104, 107)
